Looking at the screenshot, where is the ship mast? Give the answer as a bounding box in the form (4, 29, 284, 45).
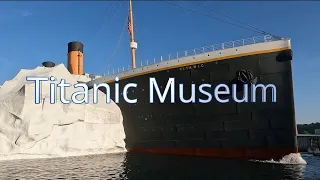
(129, 0, 137, 69)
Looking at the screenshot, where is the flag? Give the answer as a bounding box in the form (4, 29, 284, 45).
(128, 16, 132, 35)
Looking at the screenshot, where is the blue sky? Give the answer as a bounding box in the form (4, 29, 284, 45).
(0, 1, 319, 124)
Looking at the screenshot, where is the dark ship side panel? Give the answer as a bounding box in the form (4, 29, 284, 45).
(102, 49, 296, 160)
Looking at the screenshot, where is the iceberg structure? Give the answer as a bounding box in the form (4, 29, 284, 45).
(0, 64, 126, 159)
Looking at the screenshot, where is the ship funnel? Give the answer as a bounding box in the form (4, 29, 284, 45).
(42, 61, 55, 68)
(67, 41, 84, 75)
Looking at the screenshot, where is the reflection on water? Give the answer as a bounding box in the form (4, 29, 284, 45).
(0, 152, 318, 180)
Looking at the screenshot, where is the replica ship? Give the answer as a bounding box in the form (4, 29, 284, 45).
(69, 1, 298, 160)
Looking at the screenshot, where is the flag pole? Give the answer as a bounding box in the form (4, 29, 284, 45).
(129, 0, 137, 69)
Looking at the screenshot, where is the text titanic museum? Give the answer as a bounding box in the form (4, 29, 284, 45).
(26, 76, 277, 104)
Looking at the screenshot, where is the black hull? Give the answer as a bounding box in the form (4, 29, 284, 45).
(95, 48, 297, 160)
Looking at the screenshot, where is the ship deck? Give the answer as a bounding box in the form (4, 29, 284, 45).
(87, 35, 291, 86)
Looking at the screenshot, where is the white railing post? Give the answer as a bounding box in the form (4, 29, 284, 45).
(112, 69, 114, 74)
(123, 66, 124, 71)
(136, 36, 275, 65)
(118, 68, 119, 73)
(108, 70, 109, 75)
(141, 61, 143, 67)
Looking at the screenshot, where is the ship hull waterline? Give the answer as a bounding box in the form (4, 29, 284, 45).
(88, 42, 297, 160)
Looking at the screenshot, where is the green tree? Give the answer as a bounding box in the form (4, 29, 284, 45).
(297, 122, 320, 134)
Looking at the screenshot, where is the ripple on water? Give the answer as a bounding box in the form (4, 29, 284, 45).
(0, 152, 319, 180)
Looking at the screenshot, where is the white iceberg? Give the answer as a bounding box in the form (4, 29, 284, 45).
(0, 64, 126, 160)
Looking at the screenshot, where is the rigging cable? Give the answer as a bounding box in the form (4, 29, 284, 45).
(160, 1, 281, 38)
(189, 1, 280, 38)
(89, 2, 119, 34)
(134, 1, 208, 65)
(104, 14, 128, 75)
(87, 1, 126, 44)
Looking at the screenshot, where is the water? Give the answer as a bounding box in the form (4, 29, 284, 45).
(0, 153, 318, 180)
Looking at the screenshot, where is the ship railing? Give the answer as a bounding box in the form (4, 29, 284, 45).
(102, 34, 283, 76)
